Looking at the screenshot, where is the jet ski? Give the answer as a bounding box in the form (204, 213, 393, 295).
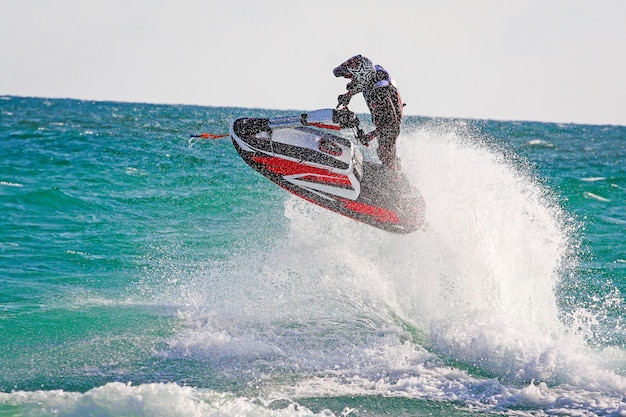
(230, 108, 424, 234)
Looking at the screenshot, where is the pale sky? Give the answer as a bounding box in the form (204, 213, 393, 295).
(1, 0, 625, 126)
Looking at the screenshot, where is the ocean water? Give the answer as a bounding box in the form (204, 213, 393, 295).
(1, 96, 625, 416)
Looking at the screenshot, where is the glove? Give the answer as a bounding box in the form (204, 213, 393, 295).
(337, 92, 352, 107)
(357, 129, 373, 146)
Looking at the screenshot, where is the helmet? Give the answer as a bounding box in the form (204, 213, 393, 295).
(333, 55, 375, 90)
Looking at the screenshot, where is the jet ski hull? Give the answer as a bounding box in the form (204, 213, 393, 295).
(230, 113, 424, 234)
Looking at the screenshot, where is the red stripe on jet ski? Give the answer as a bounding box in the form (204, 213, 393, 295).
(251, 156, 350, 184)
(337, 197, 401, 224)
(273, 181, 401, 229)
(308, 122, 341, 131)
(299, 174, 352, 187)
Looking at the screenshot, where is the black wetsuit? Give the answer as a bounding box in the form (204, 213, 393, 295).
(340, 64, 404, 169)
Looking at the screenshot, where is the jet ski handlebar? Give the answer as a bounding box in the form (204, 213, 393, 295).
(332, 107, 367, 144)
(332, 107, 360, 129)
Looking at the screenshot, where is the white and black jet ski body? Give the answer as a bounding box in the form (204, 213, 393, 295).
(230, 109, 424, 234)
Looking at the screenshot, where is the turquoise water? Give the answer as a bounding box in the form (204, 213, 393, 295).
(1, 96, 625, 416)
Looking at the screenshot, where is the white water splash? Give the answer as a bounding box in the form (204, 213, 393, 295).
(162, 122, 626, 415)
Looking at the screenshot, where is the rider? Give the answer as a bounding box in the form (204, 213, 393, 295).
(333, 55, 404, 169)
